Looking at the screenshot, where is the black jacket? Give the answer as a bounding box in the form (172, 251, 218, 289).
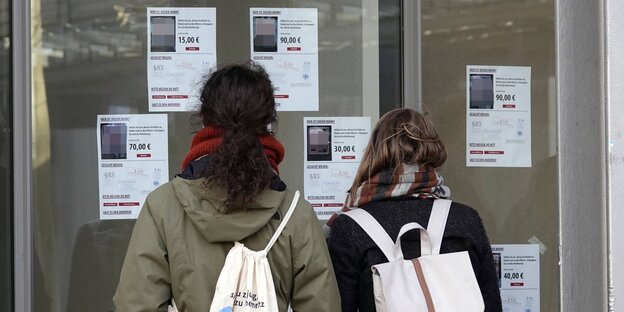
(327, 197, 503, 312)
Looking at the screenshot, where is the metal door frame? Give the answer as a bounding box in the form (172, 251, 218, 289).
(402, 0, 421, 111)
(12, 0, 32, 310)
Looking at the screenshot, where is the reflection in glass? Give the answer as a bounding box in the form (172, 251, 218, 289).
(422, 0, 557, 310)
(31, 1, 400, 311)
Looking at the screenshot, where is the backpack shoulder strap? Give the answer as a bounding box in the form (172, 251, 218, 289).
(263, 190, 300, 253)
(345, 209, 398, 261)
(395, 222, 430, 258)
(427, 199, 452, 255)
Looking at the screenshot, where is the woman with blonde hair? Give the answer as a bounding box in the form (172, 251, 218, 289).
(326, 108, 502, 311)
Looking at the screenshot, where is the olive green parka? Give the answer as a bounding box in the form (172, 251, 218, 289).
(113, 176, 340, 311)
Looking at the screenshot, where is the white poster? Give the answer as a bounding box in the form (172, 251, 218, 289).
(303, 117, 371, 219)
(97, 114, 169, 220)
(466, 65, 531, 167)
(491, 244, 540, 312)
(250, 8, 319, 111)
(147, 7, 216, 112)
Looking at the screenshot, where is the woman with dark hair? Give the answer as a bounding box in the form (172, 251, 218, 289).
(114, 63, 340, 311)
(326, 108, 502, 311)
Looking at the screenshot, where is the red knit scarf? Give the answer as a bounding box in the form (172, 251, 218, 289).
(181, 126, 285, 174)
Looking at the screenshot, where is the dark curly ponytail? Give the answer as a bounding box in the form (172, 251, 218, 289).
(198, 62, 278, 212)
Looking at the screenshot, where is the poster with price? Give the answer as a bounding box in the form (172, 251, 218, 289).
(97, 114, 169, 220)
(466, 65, 531, 167)
(303, 117, 371, 219)
(147, 7, 216, 112)
(250, 8, 319, 111)
(491, 244, 540, 312)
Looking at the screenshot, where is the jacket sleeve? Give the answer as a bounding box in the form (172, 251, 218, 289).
(471, 212, 503, 312)
(113, 200, 171, 312)
(290, 202, 342, 312)
(327, 216, 360, 312)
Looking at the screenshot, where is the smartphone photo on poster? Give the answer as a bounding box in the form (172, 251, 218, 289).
(307, 126, 332, 161)
(101, 123, 128, 160)
(469, 74, 494, 109)
(253, 16, 278, 52)
(150, 16, 176, 52)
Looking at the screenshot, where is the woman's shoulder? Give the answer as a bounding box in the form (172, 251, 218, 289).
(447, 200, 483, 220)
(142, 180, 186, 219)
(443, 201, 490, 240)
(278, 188, 330, 249)
(284, 188, 317, 224)
(331, 198, 484, 232)
(145, 181, 177, 204)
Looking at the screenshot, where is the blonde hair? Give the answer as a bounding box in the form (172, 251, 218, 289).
(349, 108, 447, 196)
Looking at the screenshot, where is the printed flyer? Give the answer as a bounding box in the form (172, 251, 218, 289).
(466, 65, 531, 167)
(303, 117, 370, 219)
(250, 8, 319, 111)
(491, 244, 540, 312)
(147, 7, 217, 112)
(97, 114, 169, 220)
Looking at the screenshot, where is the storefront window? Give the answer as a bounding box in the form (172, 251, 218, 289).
(0, 0, 12, 309)
(31, 0, 400, 311)
(422, 0, 557, 310)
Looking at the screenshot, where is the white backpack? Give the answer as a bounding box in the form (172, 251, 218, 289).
(170, 191, 300, 312)
(209, 190, 300, 312)
(345, 199, 485, 312)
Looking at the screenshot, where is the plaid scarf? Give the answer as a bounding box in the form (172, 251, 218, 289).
(181, 126, 285, 174)
(324, 164, 450, 234)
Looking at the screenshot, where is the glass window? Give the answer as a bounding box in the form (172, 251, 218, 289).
(422, 0, 557, 310)
(31, 1, 400, 311)
(0, 0, 12, 309)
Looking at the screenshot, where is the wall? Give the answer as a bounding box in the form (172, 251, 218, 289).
(606, 0, 624, 310)
(557, 0, 608, 310)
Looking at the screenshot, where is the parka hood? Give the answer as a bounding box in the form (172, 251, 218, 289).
(171, 177, 287, 243)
